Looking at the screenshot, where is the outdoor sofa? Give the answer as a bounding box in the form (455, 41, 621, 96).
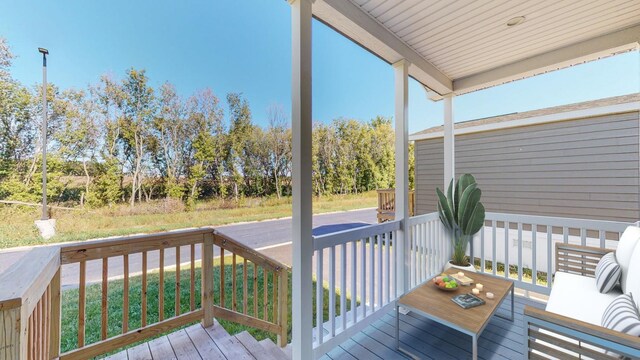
(524, 226, 640, 359)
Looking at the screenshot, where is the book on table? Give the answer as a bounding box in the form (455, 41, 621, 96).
(451, 293, 485, 309)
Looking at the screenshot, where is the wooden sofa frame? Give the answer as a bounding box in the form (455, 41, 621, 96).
(523, 243, 640, 359)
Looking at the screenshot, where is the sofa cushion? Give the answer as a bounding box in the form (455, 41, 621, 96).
(625, 240, 640, 309)
(547, 272, 621, 325)
(601, 293, 640, 337)
(616, 226, 640, 293)
(595, 252, 622, 293)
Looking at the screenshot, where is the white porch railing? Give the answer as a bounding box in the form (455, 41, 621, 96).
(311, 220, 400, 358)
(310, 211, 633, 358)
(406, 212, 451, 289)
(470, 212, 632, 295)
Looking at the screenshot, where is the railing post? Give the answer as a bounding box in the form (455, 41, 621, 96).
(0, 247, 59, 360)
(0, 306, 28, 360)
(49, 267, 62, 358)
(202, 232, 215, 328)
(277, 268, 289, 347)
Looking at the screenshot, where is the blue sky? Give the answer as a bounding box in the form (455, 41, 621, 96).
(1, 0, 638, 133)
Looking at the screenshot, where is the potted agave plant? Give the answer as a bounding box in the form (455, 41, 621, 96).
(436, 174, 485, 272)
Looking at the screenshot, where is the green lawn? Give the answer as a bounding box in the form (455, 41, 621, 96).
(60, 258, 353, 356)
(474, 258, 549, 286)
(0, 192, 377, 249)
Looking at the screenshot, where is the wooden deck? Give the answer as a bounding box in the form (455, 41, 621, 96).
(321, 295, 545, 360)
(103, 295, 542, 360)
(104, 320, 291, 360)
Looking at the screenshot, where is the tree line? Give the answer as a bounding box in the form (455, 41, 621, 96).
(0, 38, 413, 208)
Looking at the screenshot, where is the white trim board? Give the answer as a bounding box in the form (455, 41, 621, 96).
(409, 101, 640, 141)
(451, 25, 640, 97)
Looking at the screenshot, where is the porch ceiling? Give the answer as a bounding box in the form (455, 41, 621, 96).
(313, 0, 640, 97)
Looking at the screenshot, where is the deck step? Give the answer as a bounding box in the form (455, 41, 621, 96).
(167, 329, 200, 359)
(148, 336, 177, 360)
(103, 350, 128, 360)
(259, 339, 290, 360)
(206, 319, 232, 340)
(185, 324, 226, 360)
(235, 331, 279, 360)
(203, 323, 254, 360)
(127, 342, 152, 360)
(88, 322, 290, 360)
(282, 344, 292, 359)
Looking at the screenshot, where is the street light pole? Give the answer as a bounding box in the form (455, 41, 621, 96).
(39, 47, 49, 220)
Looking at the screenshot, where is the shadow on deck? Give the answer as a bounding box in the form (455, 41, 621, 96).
(321, 295, 545, 360)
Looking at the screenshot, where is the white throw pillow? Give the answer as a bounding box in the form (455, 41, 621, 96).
(601, 293, 640, 336)
(625, 239, 640, 309)
(595, 252, 621, 293)
(616, 226, 640, 293)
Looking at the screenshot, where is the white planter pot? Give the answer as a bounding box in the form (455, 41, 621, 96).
(443, 260, 476, 273)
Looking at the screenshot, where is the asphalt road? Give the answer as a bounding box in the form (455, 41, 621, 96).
(216, 207, 376, 248)
(59, 208, 377, 288)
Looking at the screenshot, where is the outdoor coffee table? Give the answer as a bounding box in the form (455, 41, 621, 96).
(395, 269, 514, 360)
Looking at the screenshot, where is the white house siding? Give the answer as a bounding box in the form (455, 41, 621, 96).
(414, 111, 640, 222)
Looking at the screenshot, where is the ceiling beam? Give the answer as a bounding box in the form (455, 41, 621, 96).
(313, 0, 453, 95)
(452, 24, 640, 96)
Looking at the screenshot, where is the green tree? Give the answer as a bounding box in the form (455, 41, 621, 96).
(0, 36, 410, 207)
(55, 89, 99, 205)
(22, 83, 65, 194)
(185, 89, 225, 206)
(226, 93, 252, 200)
(90, 75, 125, 206)
(0, 37, 36, 183)
(153, 83, 188, 199)
(0, 80, 33, 180)
(333, 118, 361, 194)
(312, 122, 336, 195)
(266, 105, 291, 198)
(118, 68, 155, 206)
(243, 126, 270, 196)
(369, 116, 395, 189)
(0, 37, 13, 80)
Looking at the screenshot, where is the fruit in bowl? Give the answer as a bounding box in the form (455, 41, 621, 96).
(433, 274, 459, 291)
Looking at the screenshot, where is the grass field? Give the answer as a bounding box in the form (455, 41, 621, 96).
(60, 258, 350, 356)
(0, 192, 377, 249)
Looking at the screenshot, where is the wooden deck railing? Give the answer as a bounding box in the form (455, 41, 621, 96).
(59, 228, 215, 360)
(0, 247, 60, 360)
(376, 189, 414, 223)
(0, 228, 289, 360)
(212, 231, 289, 346)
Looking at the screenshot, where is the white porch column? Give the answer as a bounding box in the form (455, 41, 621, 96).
(443, 94, 455, 189)
(393, 59, 410, 296)
(290, 0, 313, 359)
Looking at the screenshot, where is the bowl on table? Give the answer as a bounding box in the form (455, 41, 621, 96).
(432, 274, 459, 291)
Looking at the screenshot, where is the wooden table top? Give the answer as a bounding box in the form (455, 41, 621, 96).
(398, 269, 513, 335)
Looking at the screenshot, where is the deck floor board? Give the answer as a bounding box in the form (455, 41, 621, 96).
(185, 323, 226, 360)
(167, 329, 201, 360)
(127, 342, 152, 360)
(148, 336, 177, 360)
